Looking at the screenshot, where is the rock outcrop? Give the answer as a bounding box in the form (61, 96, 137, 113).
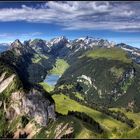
(0, 57, 56, 138)
(7, 88, 55, 126)
(0, 74, 16, 93)
(0, 69, 55, 126)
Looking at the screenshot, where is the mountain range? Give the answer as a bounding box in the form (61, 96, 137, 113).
(0, 36, 140, 138)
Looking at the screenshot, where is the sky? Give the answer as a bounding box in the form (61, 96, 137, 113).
(0, 1, 140, 48)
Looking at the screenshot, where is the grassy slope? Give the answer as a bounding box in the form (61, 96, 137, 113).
(58, 47, 137, 108)
(86, 48, 132, 64)
(75, 92, 84, 100)
(39, 82, 54, 92)
(31, 53, 48, 63)
(110, 66, 124, 79)
(49, 58, 69, 75)
(35, 115, 100, 139)
(110, 108, 140, 138)
(52, 94, 130, 138)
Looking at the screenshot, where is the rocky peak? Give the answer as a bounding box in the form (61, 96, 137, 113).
(29, 39, 46, 48)
(116, 43, 127, 47)
(11, 39, 23, 48)
(57, 36, 68, 42)
(116, 43, 140, 51)
(59, 36, 67, 40)
(15, 39, 21, 43)
(30, 39, 46, 44)
(73, 36, 114, 47)
(23, 39, 31, 46)
(49, 36, 69, 46)
(97, 39, 115, 48)
(29, 39, 49, 53)
(115, 43, 140, 64)
(10, 39, 24, 55)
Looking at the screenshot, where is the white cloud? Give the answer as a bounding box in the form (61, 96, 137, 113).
(0, 1, 139, 31)
(0, 32, 42, 40)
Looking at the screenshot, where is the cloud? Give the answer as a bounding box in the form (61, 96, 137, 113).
(0, 32, 43, 40)
(0, 1, 139, 31)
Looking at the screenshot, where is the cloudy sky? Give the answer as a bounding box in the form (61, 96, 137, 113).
(0, 1, 140, 47)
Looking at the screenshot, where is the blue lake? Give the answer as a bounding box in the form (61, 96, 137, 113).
(44, 74, 61, 86)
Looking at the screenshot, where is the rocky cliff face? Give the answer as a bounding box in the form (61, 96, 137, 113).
(5, 87, 55, 126)
(10, 39, 35, 56)
(0, 55, 56, 137)
(116, 43, 140, 64)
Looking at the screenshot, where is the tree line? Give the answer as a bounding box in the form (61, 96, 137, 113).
(68, 93, 135, 128)
(68, 111, 103, 134)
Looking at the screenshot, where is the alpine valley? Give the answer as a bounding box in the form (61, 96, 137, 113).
(1, 36, 140, 139)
